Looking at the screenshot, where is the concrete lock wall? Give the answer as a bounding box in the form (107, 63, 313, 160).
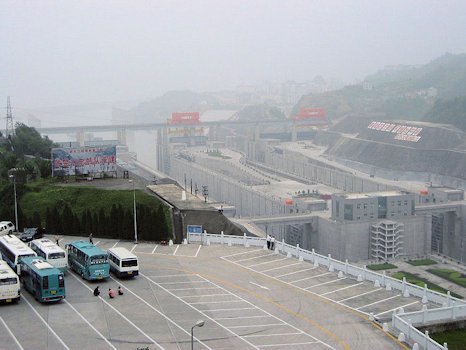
(263, 148, 395, 193)
(169, 157, 288, 218)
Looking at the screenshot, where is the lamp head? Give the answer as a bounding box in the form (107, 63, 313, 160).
(195, 320, 205, 327)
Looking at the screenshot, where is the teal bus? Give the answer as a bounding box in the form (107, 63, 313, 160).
(67, 240, 110, 280)
(20, 256, 65, 302)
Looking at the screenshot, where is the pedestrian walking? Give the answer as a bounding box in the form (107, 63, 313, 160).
(271, 236, 275, 250)
(93, 286, 100, 297)
(118, 286, 124, 295)
(266, 234, 271, 249)
(89, 233, 93, 244)
(108, 288, 116, 299)
(55, 235, 60, 246)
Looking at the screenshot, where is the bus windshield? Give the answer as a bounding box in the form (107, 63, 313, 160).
(48, 252, 66, 259)
(122, 259, 138, 267)
(90, 255, 108, 265)
(0, 277, 17, 285)
(18, 254, 36, 262)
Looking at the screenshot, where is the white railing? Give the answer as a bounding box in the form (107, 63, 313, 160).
(188, 231, 466, 350)
(392, 315, 447, 350)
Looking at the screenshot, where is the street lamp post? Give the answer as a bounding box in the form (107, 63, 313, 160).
(191, 320, 205, 350)
(129, 180, 138, 244)
(9, 174, 18, 232)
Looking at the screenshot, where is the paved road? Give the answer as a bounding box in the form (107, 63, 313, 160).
(0, 235, 421, 350)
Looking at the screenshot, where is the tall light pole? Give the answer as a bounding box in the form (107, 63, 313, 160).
(129, 179, 138, 244)
(9, 174, 18, 232)
(191, 320, 204, 350)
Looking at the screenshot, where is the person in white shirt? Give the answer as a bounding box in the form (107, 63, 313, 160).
(266, 234, 271, 249)
(271, 236, 276, 250)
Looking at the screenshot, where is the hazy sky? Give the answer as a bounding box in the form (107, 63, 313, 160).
(2, 0, 466, 109)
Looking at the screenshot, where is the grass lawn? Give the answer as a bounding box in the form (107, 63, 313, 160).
(407, 259, 437, 266)
(367, 263, 398, 271)
(428, 268, 466, 288)
(431, 329, 466, 350)
(391, 271, 463, 299)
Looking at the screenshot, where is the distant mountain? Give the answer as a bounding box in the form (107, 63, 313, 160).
(235, 105, 286, 121)
(423, 96, 466, 131)
(131, 90, 222, 123)
(293, 53, 466, 122)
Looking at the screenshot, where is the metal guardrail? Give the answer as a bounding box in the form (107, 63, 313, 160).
(188, 231, 465, 350)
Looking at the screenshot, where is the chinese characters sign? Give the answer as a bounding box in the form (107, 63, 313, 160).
(52, 146, 117, 177)
(367, 121, 422, 142)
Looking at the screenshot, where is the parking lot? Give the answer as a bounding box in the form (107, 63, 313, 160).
(0, 236, 419, 350)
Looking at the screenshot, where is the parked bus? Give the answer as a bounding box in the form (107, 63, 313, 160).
(107, 247, 139, 278)
(0, 234, 37, 274)
(20, 256, 65, 302)
(67, 240, 110, 280)
(0, 260, 20, 303)
(30, 238, 68, 273)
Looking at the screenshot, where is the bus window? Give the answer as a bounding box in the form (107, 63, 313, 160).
(0, 277, 17, 285)
(122, 259, 138, 267)
(91, 255, 108, 265)
(48, 252, 66, 260)
(43, 276, 49, 290)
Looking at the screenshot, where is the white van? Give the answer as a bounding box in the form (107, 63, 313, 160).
(107, 247, 139, 278)
(0, 222, 15, 236)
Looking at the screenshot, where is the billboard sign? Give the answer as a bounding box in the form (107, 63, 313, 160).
(187, 225, 203, 234)
(52, 145, 117, 177)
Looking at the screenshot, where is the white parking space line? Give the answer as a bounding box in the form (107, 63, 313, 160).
(221, 248, 263, 259)
(108, 276, 212, 350)
(276, 267, 316, 278)
(111, 240, 119, 248)
(64, 300, 117, 350)
(94, 241, 101, 246)
(236, 252, 275, 263)
(261, 262, 302, 273)
(356, 295, 401, 310)
(214, 315, 273, 321)
(0, 316, 24, 350)
(173, 245, 180, 255)
(305, 278, 346, 290)
(222, 255, 381, 321)
(158, 280, 209, 285)
(195, 245, 202, 257)
(23, 296, 70, 350)
(130, 244, 137, 252)
(170, 287, 219, 291)
(195, 275, 334, 350)
(69, 273, 164, 349)
(181, 293, 229, 298)
(151, 245, 158, 254)
(142, 273, 261, 349)
(320, 282, 364, 296)
(146, 273, 193, 278)
(375, 301, 419, 318)
(243, 332, 302, 338)
(290, 272, 331, 284)
(198, 307, 257, 312)
(338, 288, 382, 303)
(189, 300, 244, 305)
(228, 323, 285, 329)
(259, 341, 319, 348)
(247, 257, 288, 268)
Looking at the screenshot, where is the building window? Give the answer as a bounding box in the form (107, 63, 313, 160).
(404, 200, 408, 206)
(357, 203, 361, 209)
(364, 203, 368, 209)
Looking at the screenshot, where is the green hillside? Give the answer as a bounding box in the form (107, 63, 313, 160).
(423, 96, 466, 131)
(294, 53, 466, 123)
